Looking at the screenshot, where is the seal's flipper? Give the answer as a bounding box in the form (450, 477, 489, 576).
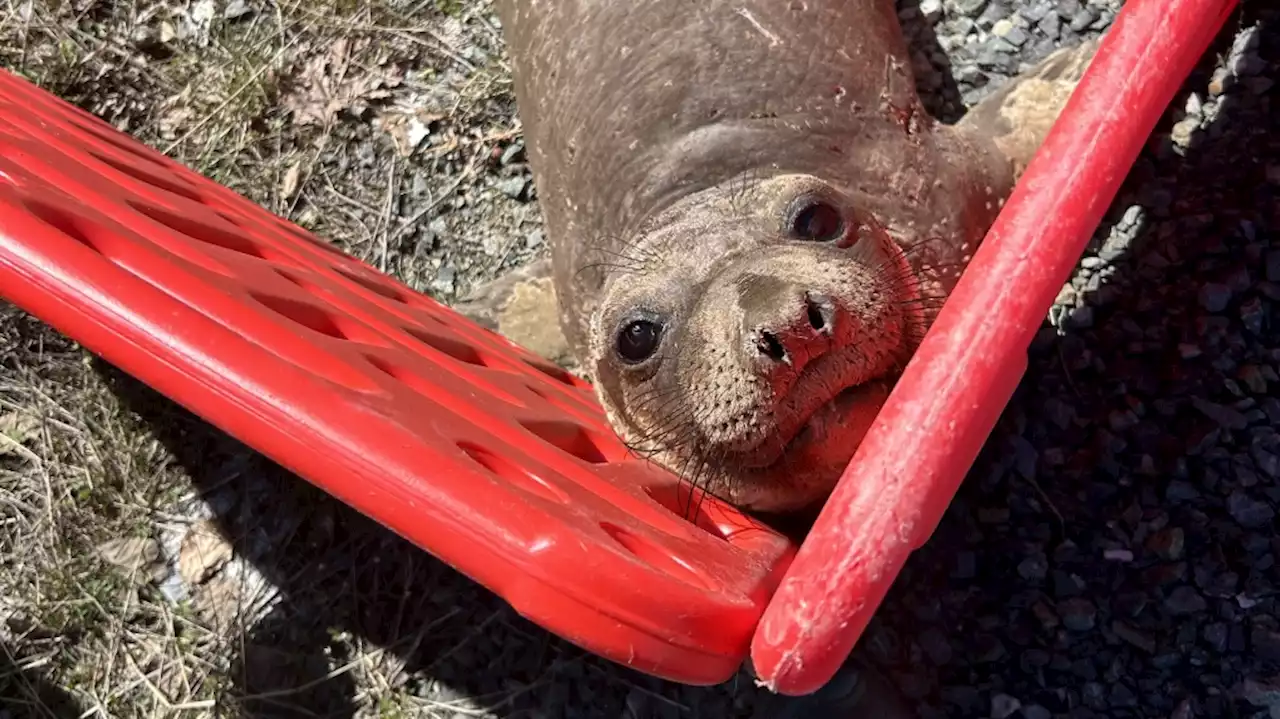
(451, 258, 579, 373)
(957, 37, 1103, 179)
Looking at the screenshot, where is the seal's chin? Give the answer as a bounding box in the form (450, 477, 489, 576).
(722, 378, 893, 514)
(776, 378, 893, 470)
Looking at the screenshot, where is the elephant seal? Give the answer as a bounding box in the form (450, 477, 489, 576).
(472, 0, 1100, 516)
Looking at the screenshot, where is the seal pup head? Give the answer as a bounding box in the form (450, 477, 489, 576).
(587, 171, 947, 514)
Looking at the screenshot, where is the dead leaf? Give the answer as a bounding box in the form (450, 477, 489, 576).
(178, 519, 234, 586)
(96, 537, 168, 582)
(377, 107, 444, 157)
(282, 38, 405, 128)
(280, 161, 301, 198)
(0, 412, 40, 457)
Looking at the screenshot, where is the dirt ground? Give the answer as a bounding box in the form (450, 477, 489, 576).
(0, 1, 632, 716)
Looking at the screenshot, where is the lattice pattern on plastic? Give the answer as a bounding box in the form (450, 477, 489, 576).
(0, 68, 796, 685)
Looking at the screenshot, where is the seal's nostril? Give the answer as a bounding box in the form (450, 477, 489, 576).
(805, 293, 835, 334)
(807, 302, 825, 332)
(756, 331, 787, 362)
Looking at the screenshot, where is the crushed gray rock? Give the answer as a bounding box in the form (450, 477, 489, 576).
(867, 3, 1280, 718)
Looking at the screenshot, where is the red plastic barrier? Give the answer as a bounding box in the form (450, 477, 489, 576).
(0, 68, 796, 685)
(749, 0, 1241, 696)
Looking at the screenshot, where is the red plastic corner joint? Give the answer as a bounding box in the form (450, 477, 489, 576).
(0, 68, 796, 686)
(749, 0, 1241, 696)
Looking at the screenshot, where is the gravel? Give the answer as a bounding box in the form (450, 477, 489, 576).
(859, 2, 1280, 717)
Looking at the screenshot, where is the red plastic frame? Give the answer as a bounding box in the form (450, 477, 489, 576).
(750, 0, 1241, 696)
(0, 68, 796, 686)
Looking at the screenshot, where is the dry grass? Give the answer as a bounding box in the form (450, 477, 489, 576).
(0, 0, 624, 716)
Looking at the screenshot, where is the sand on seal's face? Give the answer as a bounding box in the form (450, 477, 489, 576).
(585, 172, 939, 514)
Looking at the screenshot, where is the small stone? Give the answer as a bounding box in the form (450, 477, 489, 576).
(1082, 681, 1107, 709)
(1239, 675, 1280, 714)
(1037, 12, 1061, 38)
(1250, 442, 1280, 479)
(1252, 627, 1280, 664)
(1164, 586, 1207, 616)
(1146, 527, 1185, 560)
(1069, 8, 1096, 31)
(990, 693, 1021, 719)
(1052, 569, 1085, 597)
(919, 0, 943, 19)
(1110, 683, 1139, 707)
(1241, 297, 1266, 334)
(1198, 282, 1233, 313)
(973, 634, 1007, 663)
(1112, 620, 1156, 653)
(500, 141, 526, 165)
(943, 686, 984, 713)
(1203, 622, 1229, 652)
(950, 0, 989, 14)
(919, 627, 953, 665)
(1145, 562, 1188, 587)
(1166, 480, 1199, 502)
(1032, 601, 1060, 630)
(431, 264, 457, 295)
(1068, 305, 1094, 329)
(1191, 397, 1248, 430)
(991, 18, 1014, 35)
(1058, 597, 1097, 631)
(1227, 489, 1275, 528)
(1021, 706, 1051, 719)
(1003, 26, 1030, 46)
(498, 176, 531, 200)
(1240, 365, 1269, 394)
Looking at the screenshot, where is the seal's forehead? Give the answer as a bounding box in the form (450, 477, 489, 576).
(642, 206, 773, 275)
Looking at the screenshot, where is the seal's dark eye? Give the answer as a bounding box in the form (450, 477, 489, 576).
(789, 199, 845, 242)
(615, 319, 662, 364)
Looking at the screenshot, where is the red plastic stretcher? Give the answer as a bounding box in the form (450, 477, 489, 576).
(0, 68, 793, 686)
(0, 0, 1236, 698)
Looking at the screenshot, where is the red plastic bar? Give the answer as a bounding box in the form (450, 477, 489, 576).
(750, 0, 1240, 696)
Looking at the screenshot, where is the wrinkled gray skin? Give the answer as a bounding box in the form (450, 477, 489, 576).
(493, 0, 1097, 515)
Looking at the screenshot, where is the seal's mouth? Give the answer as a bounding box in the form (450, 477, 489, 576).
(732, 350, 897, 470)
(732, 231, 919, 471)
(779, 377, 893, 465)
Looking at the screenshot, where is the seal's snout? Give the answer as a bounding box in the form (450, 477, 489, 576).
(737, 273, 849, 379)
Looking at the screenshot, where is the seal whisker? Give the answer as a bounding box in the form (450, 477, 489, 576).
(633, 394, 715, 455)
(575, 260, 649, 278)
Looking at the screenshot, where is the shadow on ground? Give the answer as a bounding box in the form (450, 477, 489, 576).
(102, 365, 769, 718)
(862, 5, 1280, 718)
(80, 4, 1278, 719)
(0, 640, 84, 718)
